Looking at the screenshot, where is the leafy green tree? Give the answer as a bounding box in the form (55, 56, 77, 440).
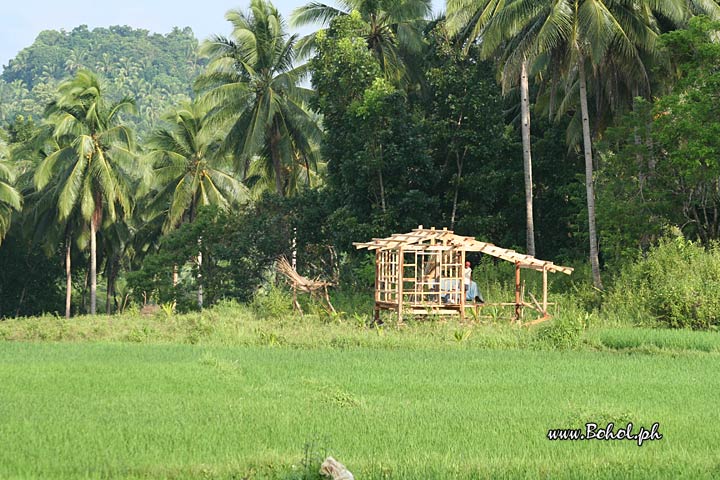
(140, 100, 249, 308)
(311, 12, 441, 248)
(128, 198, 297, 309)
(423, 24, 508, 233)
(0, 228, 66, 318)
(5, 115, 89, 318)
(197, 0, 321, 197)
(555, 0, 686, 288)
(34, 70, 136, 315)
(599, 16, 720, 262)
(24, 157, 83, 319)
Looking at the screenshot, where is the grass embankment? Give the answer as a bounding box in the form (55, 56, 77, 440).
(1, 301, 720, 354)
(1, 306, 719, 478)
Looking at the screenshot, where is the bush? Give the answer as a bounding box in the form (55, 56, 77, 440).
(251, 285, 295, 319)
(606, 234, 720, 329)
(535, 313, 586, 350)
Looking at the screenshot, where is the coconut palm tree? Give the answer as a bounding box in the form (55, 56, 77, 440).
(530, 0, 687, 289)
(143, 100, 248, 232)
(451, 0, 689, 287)
(24, 166, 82, 319)
(34, 70, 136, 315)
(13, 123, 81, 319)
(446, 0, 540, 256)
(291, 0, 431, 82)
(0, 139, 22, 245)
(244, 144, 325, 199)
(196, 0, 321, 197)
(141, 101, 249, 308)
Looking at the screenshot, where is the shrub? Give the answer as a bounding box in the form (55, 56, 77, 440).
(606, 234, 720, 329)
(535, 313, 586, 350)
(251, 285, 295, 319)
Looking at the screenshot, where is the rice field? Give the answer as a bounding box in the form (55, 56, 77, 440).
(1, 327, 719, 479)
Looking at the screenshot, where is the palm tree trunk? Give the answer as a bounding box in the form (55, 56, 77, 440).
(106, 258, 112, 314)
(520, 59, 536, 256)
(270, 122, 284, 196)
(90, 216, 97, 315)
(90, 200, 102, 315)
(378, 168, 387, 213)
(65, 235, 72, 319)
(578, 56, 603, 289)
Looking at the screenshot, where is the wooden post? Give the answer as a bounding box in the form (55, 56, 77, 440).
(397, 247, 404, 323)
(374, 250, 380, 304)
(374, 249, 381, 323)
(460, 249, 466, 321)
(542, 266, 548, 315)
(514, 262, 521, 321)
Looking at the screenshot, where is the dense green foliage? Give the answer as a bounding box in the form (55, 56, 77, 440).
(0, 138, 22, 243)
(0, 228, 65, 317)
(599, 16, 720, 265)
(127, 190, 340, 310)
(606, 233, 720, 329)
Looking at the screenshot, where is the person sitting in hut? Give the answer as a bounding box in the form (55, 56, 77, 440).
(464, 261, 484, 303)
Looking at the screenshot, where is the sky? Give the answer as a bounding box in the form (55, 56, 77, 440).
(0, 0, 446, 70)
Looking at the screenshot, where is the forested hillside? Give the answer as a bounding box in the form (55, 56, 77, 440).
(0, 25, 202, 137)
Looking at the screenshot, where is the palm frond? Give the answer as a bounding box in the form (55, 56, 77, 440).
(290, 2, 348, 27)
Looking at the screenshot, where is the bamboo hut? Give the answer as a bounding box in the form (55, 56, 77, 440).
(353, 226, 573, 324)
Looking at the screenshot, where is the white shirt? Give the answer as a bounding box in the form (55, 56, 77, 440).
(464, 267, 472, 286)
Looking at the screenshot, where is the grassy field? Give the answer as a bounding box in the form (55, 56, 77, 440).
(1, 307, 720, 479)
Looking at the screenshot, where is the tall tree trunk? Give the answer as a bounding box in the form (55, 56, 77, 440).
(520, 59, 536, 256)
(378, 143, 386, 213)
(270, 123, 284, 197)
(65, 235, 72, 319)
(578, 56, 603, 289)
(378, 168, 386, 214)
(450, 148, 466, 230)
(16, 286, 26, 317)
(90, 216, 97, 315)
(90, 199, 102, 315)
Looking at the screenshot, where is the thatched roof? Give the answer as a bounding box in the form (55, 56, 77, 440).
(353, 226, 573, 275)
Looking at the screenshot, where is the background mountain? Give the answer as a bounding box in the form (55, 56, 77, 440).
(0, 25, 203, 138)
